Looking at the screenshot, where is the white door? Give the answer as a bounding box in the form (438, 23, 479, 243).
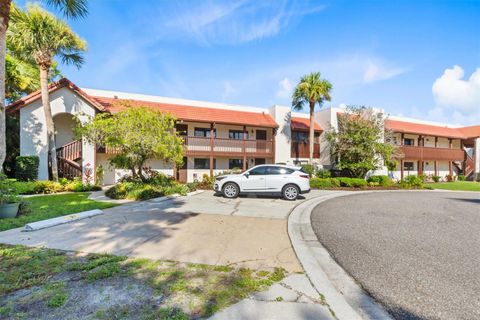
(241, 166, 266, 191)
(265, 166, 294, 192)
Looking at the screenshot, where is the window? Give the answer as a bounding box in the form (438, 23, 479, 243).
(175, 124, 188, 136)
(292, 131, 320, 143)
(248, 166, 266, 175)
(403, 138, 414, 146)
(229, 130, 248, 140)
(194, 128, 216, 138)
(266, 166, 294, 175)
(194, 158, 216, 169)
(229, 159, 243, 169)
(404, 161, 414, 171)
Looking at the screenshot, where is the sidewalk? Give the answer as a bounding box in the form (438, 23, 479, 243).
(209, 274, 335, 320)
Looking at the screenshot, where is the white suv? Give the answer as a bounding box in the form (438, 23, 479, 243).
(213, 164, 310, 200)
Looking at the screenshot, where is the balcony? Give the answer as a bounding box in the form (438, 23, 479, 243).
(291, 142, 320, 159)
(398, 145, 465, 161)
(183, 136, 274, 157)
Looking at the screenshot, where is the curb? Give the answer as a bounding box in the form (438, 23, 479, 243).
(24, 209, 103, 232)
(287, 191, 393, 320)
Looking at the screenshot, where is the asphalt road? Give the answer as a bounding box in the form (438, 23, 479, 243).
(311, 191, 480, 320)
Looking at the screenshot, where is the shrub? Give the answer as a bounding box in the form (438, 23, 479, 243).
(105, 178, 192, 201)
(418, 174, 428, 182)
(445, 174, 455, 182)
(301, 164, 315, 178)
(15, 156, 39, 181)
(338, 177, 367, 188)
(315, 169, 331, 179)
(33, 181, 64, 194)
(432, 175, 440, 183)
(367, 175, 392, 187)
(0, 173, 20, 204)
(63, 177, 101, 192)
(400, 175, 423, 188)
(310, 178, 340, 189)
(11, 180, 37, 194)
(457, 175, 466, 181)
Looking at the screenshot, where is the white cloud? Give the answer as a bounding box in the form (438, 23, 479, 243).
(165, 0, 326, 45)
(221, 81, 237, 101)
(425, 66, 480, 125)
(363, 60, 406, 83)
(276, 77, 293, 99)
(432, 65, 480, 112)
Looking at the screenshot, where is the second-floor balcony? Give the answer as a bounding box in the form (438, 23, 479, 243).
(183, 136, 274, 157)
(291, 141, 320, 159)
(397, 145, 465, 161)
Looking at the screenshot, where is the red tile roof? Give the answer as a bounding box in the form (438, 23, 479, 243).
(6, 78, 105, 114)
(291, 117, 322, 131)
(90, 96, 278, 128)
(385, 119, 480, 139)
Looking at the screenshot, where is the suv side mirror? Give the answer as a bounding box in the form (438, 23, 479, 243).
(244, 172, 250, 178)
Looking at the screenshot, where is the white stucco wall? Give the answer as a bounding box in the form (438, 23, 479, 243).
(20, 87, 97, 180)
(268, 105, 292, 164)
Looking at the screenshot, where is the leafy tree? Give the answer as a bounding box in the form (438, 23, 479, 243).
(78, 107, 184, 181)
(0, 0, 87, 172)
(7, 3, 87, 180)
(292, 72, 332, 163)
(326, 106, 397, 178)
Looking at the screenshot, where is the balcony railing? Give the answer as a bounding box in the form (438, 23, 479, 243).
(183, 136, 273, 157)
(397, 145, 465, 161)
(291, 142, 320, 159)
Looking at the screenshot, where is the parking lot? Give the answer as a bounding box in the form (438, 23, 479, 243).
(0, 190, 335, 271)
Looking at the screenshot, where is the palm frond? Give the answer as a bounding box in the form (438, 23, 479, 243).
(45, 0, 88, 19)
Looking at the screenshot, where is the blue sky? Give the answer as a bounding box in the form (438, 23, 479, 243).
(18, 0, 480, 124)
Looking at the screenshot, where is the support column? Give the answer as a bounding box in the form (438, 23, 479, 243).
(434, 161, 437, 176)
(209, 123, 214, 177)
(172, 127, 177, 180)
(449, 161, 453, 176)
(418, 160, 422, 176)
(400, 159, 404, 180)
(242, 125, 247, 171)
(272, 128, 276, 164)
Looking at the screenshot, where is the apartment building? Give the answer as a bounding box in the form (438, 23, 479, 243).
(7, 78, 480, 183)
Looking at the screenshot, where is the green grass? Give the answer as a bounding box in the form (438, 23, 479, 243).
(0, 244, 287, 319)
(0, 193, 117, 232)
(427, 181, 480, 192)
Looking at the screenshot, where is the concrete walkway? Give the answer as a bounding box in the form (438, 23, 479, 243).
(210, 274, 335, 320)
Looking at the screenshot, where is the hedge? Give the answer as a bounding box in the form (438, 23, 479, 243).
(310, 178, 340, 189)
(367, 175, 392, 186)
(338, 177, 367, 188)
(15, 156, 39, 181)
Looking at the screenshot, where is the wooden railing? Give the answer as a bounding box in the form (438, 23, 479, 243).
(56, 139, 82, 161)
(465, 154, 474, 177)
(291, 142, 320, 159)
(397, 145, 465, 161)
(183, 136, 273, 157)
(57, 157, 82, 180)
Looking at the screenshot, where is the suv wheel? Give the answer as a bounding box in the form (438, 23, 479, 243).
(282, 184, 299, 201)
(222, 183, 239, 199)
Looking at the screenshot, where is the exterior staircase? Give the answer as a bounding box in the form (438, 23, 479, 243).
(51, 139, 82, 179)
(464, 153, 475, 180)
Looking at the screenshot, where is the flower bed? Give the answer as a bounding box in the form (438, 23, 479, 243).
(105, 172, 196, 201)
(11, 177, 101, 195)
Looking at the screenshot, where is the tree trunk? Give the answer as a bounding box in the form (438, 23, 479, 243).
(309, 101, 315, 164)
(40, 66, 58, 181)
(0, 0, 11, 171)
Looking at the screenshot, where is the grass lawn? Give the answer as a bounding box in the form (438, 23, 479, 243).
(0, 193, 118, 232)
(427, 181, 480, 192)
(0, 244, 286, 319)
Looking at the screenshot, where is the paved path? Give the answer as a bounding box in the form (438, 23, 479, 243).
(311, 191, 480, 320)
(210, 274, 335, 320)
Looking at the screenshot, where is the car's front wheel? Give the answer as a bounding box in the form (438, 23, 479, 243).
(282, 184, 299, 201)
(222, 182, 239, 199)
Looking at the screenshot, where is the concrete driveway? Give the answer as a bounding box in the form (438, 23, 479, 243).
(311, 191, 480, 320)
(0, 190, 334, 272)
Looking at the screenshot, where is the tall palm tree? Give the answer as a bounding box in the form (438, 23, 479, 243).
(7, 4, 87, 180)
(292, 72, 332, 164)
(0, 0, 87, 172)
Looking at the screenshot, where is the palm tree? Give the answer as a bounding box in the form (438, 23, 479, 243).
(292, 72, 332, 164)
(0, 0, 87, 172)
(7, 4, 87, 180)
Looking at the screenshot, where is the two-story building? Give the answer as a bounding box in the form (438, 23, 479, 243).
(7, 78, 480, 183)
(7, 78, 322, 184)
